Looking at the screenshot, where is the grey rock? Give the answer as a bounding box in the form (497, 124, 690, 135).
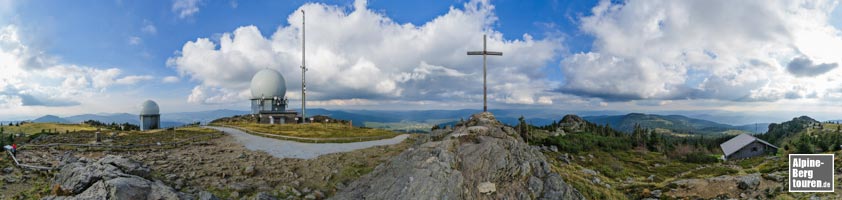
(651, 189, 662, 198)
(54, 161, 102, 194)
(165, 174, 178, 181)
(528, 176, 544, 197)
(466, 126, 490, 136)
(45, 155, 181, 200)
(148, 180, 182, 200)
(312, 190, 324, 199)
(73, 180, 110, 199)
(4, 177, 16, 183)
(2, 167, 13, 174)
(477, 182, 496, 194)
(669, 179, 703, 189)
(763, 171, 786, 182)
(105, 177, 152, 200)
(198, 191, 220, 200)
(174, 179, 185, 190)
(738, 173, 761, 190)
(229, 182, 252, 192)
(558, 154, 571, 164)
(244, 165, 256, 176)
(252, 192, 278, 200)
(541, 173, 583, 200)
(178, 192, 195, 200)
(331, 112, 583, 200)
(334, 182, 346, 190)
(290, 187, 302, 197)
(97, 155, 151, 178)
(582, 169, 598, 176)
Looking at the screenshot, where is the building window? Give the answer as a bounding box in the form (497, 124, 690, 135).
(751, 147, 758, 152)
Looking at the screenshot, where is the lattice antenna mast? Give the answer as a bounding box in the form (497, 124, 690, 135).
(301, 10, 308, 123)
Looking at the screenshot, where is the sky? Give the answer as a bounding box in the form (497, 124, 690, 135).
(2, 0, 842, 121)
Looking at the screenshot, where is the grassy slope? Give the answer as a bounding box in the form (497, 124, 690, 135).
(2, 127, 222, 198)
(21, 126, 223, 151)
(2, 123, 100, 135)
(542, 124, 834, 199)
(213, 122, 398, 139)
(363, 118, 451, 133)
(546, 149, 795, 199)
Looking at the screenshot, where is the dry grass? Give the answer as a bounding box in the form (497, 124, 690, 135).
(2, 123, 100, 136)
(214, 122, 398, 139)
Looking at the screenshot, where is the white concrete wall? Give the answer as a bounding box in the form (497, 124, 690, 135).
(140, 115, 160, 131)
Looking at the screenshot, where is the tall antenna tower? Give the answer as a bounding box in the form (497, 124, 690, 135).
(300, 10, 308, 123)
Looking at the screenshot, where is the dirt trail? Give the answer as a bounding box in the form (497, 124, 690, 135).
(206, 126, 409, 159)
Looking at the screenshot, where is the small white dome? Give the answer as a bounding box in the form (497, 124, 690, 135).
(250, 69, 287, 99)
(140, 100, 160, 115)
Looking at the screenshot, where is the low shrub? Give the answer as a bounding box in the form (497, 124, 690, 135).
(682, 152, 719, 164)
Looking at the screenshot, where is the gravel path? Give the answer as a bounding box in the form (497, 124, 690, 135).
(205, 126, 409, 159)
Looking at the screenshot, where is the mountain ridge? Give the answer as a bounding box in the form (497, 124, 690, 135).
(25, 109, 775, 134)
(583, 113, 761, 135)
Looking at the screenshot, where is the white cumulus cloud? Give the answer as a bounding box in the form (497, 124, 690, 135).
(0, 25, 154, 108)
(167, 0, 564, 106)
(128, 36, 142, 45)
(162, 76, 180, 83)
(141, 20, 157, 35)
(560, 0, 842, 103)
(172, 0, 202, 19)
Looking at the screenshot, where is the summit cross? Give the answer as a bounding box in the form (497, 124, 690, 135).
(467, 34, 503, 112)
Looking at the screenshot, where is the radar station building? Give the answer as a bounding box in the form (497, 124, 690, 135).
(250, 69, 298, 124)
(139, 100, 161, 131)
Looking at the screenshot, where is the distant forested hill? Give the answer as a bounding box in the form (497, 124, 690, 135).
(583, 113, 754, 135)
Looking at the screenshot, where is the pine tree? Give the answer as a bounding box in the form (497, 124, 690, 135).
(517, 115, 527, 138)
(648, 131, 660, 152)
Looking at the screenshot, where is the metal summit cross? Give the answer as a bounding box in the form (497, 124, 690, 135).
(467, 34, 502, 112)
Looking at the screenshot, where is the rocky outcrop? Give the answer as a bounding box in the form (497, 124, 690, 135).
(668, 173, 774, 199)
(737, 173, 760, 190)
(331, 112, 584, 200)
(559, 115, 587, 133)
(44, 155, 183, 200)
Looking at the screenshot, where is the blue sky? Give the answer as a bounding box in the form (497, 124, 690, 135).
(10, 0, 595, 80)
(2, 0, 842, 120)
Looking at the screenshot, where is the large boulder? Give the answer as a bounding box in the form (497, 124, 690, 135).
(331, 112, 584, 200)
(44, 155, 182, 200)
(97, 155, 151, 178)
(737, 173, 761, 190)
(559, 115, 587, 132)
(53, 158, 102, 194)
